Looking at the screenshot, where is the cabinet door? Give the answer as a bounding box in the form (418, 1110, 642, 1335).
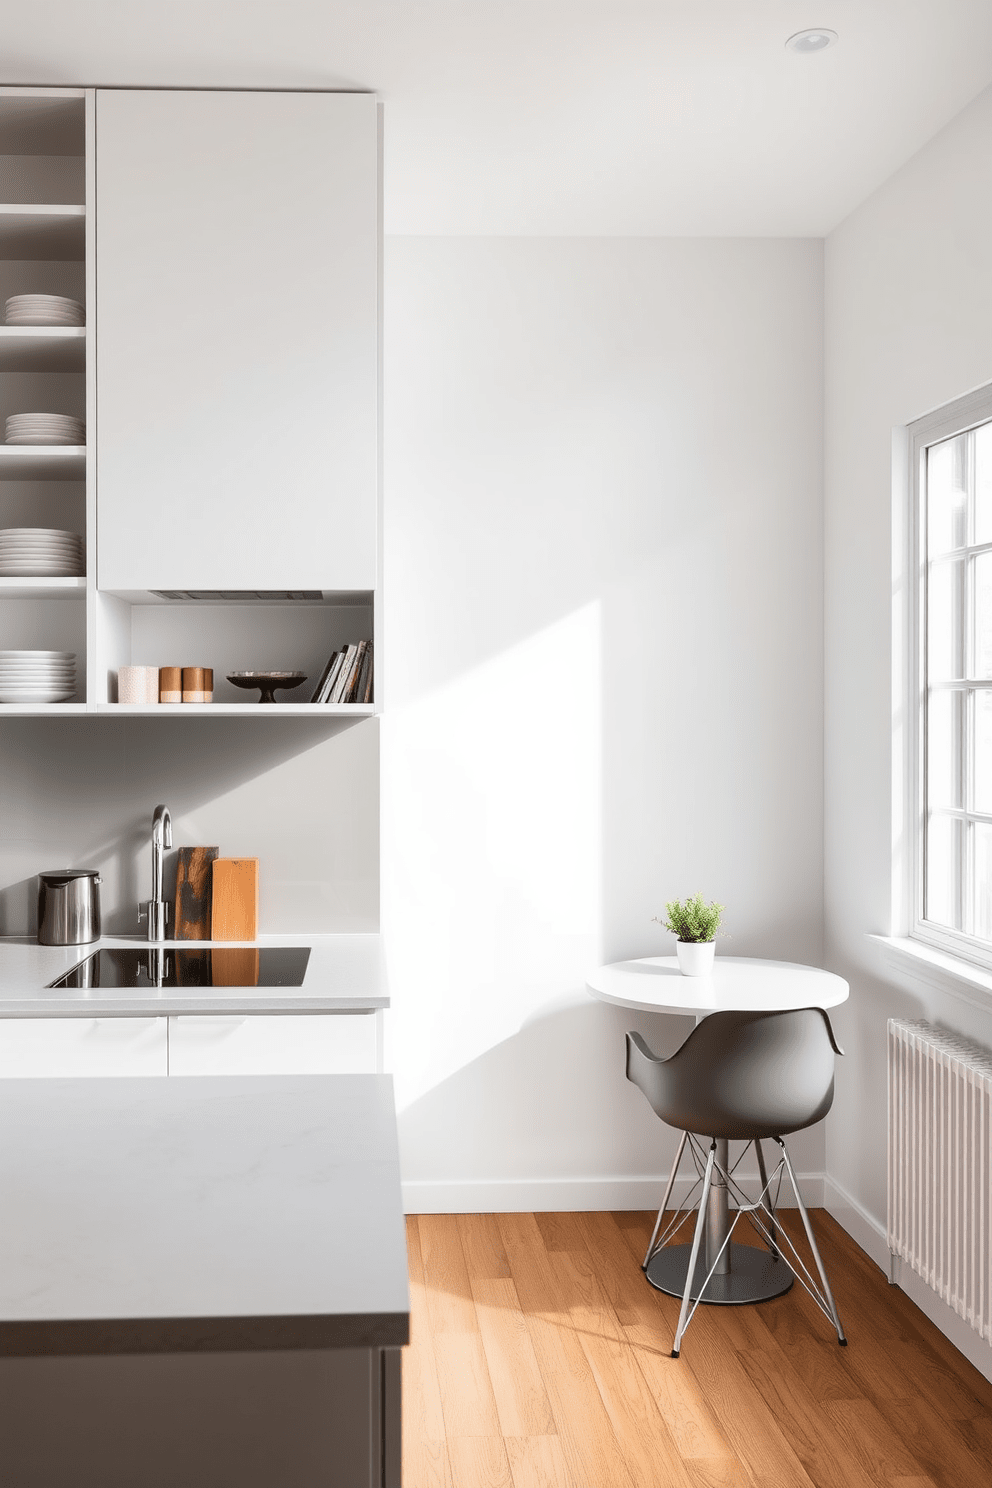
(168, 1013, 378, 1076)
(0, 1018, 167, 1076)
(95, 90, 379, 592)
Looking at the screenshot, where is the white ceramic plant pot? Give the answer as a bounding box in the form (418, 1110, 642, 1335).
(676, 940, 715, 977)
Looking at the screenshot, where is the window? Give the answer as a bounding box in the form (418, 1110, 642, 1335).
(910, 386, 992, 967)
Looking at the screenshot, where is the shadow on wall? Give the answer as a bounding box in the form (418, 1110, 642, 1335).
(396, 994, 689, 1189)
(396, 989, 828, 1207)
(0, 715, 378, 936)
(0, 877, 43, 937)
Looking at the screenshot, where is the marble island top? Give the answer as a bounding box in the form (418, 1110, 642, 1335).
(0, 1073, 409, 1355)
(0, 932, 387, 1017)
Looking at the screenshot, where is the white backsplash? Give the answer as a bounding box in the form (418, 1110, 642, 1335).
(0, 716, 379, 936)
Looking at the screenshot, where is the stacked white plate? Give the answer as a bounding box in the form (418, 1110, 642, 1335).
(0, 528, 84, 577)
(5, 413, 85, 446)
(0, 650, 76, 704)
(5, 294, 85, 326)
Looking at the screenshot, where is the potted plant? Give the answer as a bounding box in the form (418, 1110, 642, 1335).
(656, 893, 724, 977)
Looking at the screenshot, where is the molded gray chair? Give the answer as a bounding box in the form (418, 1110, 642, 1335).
(626, 1007, 846, 1356)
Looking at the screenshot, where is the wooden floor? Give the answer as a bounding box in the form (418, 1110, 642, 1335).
(402, 1208, 992, 1488)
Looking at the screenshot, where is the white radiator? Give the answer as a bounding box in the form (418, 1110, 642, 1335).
(888, 1018, 992, 1343)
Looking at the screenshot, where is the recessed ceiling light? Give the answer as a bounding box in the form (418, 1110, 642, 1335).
(786, 28, 839, 54)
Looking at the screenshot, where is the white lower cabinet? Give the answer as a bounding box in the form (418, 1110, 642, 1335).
(0, 1018, 167, 1077)
(167, 1013, 378, 1077)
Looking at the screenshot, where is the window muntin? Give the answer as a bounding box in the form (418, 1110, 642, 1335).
(918, 410, 992, 960)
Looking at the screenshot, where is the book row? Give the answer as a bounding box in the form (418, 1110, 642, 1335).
(310, 640, 373, 704)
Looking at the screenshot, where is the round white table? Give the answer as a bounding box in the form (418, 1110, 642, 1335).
(587, 954, 849, 1306)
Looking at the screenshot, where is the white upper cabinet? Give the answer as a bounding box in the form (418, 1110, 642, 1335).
(95, 90, 379, 593)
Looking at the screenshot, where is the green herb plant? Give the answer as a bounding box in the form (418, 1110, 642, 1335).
(655, 893, 725, 944)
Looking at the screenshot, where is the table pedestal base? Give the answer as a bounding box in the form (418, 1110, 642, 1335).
(645, 1242, 794, 1305)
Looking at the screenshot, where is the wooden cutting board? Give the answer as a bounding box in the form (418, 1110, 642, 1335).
(174, 846, 219, 941)
(211, 858, 259, 941)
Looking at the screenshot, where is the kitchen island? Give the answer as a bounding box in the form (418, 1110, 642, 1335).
(0, 1072, 408, 1487)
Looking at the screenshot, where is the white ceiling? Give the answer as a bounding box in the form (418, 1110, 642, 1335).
(4, 0, 992, 236)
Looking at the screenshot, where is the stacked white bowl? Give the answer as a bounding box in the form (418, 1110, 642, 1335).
(5, 412, 85, 446)
(0, 650, 76, 704)
(5, 294, 85, 326)
(0, 528, 84, 577)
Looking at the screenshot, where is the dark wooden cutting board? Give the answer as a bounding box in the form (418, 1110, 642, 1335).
(175, 846, 219, 940)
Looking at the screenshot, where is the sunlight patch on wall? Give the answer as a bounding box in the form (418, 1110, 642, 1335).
(381, 603, 602, 1112)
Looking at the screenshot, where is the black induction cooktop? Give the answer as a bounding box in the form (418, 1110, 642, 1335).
(48, 946, 311, 990)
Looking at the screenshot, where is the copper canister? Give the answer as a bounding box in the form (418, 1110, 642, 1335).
(160, 666, 182, 703)
(182, 666, 208, 703)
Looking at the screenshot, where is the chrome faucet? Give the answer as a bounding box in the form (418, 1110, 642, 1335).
(139, 804, 172, 942)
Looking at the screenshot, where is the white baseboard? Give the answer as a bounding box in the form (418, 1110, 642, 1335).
(402, 1170, 826, 1215)
(823, 1175, 992, 1386)
(822, 1175, 889, 1272)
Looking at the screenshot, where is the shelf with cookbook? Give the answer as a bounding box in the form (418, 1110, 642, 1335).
(92, 588, 378, 716)
(0, 87, 91, 713)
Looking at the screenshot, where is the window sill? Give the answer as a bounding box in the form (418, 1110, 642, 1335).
(869, 935, 992, 1012)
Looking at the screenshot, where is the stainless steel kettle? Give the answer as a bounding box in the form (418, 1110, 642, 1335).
(37, 868, 102, 946)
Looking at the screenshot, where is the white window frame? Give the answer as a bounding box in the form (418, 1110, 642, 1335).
(908, 382, 992, 972)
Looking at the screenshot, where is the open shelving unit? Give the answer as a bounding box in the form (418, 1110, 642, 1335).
(0, 445, 85, 479)
(0, 576, 85, 599)
(0, 87, 380, 720)
(0, 326, 85, 372)
(0, 205, 85, 259)
(0, 88, 88, 712)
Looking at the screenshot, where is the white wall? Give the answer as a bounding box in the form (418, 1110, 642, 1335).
(382, 237, 826, 1209)
(824, 86, 992, 1282)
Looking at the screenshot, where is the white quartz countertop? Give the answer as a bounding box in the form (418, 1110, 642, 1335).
(0, 1073, 409, 1354)
(0, 933, 387, 1016)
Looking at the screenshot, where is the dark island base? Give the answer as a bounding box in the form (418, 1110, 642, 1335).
(0, 1346, 402, 1488)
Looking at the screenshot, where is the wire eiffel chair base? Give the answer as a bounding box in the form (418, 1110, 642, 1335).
(643, 1132, 847, 1356)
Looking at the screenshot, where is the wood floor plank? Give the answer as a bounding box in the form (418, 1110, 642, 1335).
(433, 1328, 505, 1439)
(773, 1335, 862, 1405)
(736, 1346, 878, 1488)
(552, 1246, 697, 1488)
(575, 1211, 735, 1462)
(496, 1212, 639, 1488)
(504, 1434, 573, 1488)
(471, 1276, 557, 1438)
(402, 1438, 455, 1488)
(680, 1307, 823, 1488)
(457, 1212, 512, 1280)
(882, 1335, 990, 1420)
(447, 1435, 515, 1488)
(418, 1212, 479, 1334)
(417, 1214, 504, 1438)
(683, 1459, 754, 1488)
(839, 1395, 990, 1488)
(405, 1218, 449, 1442)
(822, 1398, 923, 1482)
(534, 1212, 578, 1254)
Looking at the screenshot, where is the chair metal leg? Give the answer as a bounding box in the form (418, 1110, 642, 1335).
(671, 1140, 716, 1359)
(776, 1138, 847, 1346)
(754, 1139, 777, 1259)
(644, 1130, 688, 1269)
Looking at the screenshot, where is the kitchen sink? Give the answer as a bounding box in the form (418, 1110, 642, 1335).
(48, 946, 311, 990)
